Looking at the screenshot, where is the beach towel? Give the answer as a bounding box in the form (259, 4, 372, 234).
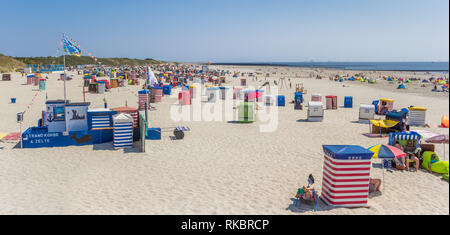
(0, 132, 21, 142)
(422, 151, 449, 174)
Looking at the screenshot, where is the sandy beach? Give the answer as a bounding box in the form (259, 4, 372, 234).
(0, 65, 448, 215)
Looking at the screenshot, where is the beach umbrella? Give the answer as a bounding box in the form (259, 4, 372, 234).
(369, 144, 407, 159)
(368, 144, 406, 189)
(426, 134, 449, 161)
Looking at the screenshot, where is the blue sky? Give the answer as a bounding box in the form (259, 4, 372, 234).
(0, 0, 448, 62)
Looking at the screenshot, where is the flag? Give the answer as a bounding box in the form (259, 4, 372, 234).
(62, 35, 82, 57)
(148, 66, 158, 86)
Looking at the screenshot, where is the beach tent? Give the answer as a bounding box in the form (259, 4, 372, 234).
(238, 102, 255, 123)
(265, 95, 275, 106)
(138, 90, 151, 110)
(388, 132, 422, 149)
(113, 113, 133, 149)
(344, 96, 353, 108)
(321, 145, 374, 208)
(378, 99, 394, 115)
(325, 95, 338, 110)
(408, 106, 427, 127)
(359, 104, 375, 123)
(307, 101, 324, 122)
(397, 84, 406, 89)
(206, 87, 219, 103)
(386, 110, 408, 132)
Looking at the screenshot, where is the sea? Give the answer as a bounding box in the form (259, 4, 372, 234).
(211, 62, 449, 73)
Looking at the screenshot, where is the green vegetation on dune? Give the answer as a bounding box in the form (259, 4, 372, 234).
(14, 55, 164, 67)
(0, 54, 26, 73)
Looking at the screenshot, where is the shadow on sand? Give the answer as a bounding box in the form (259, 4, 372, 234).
(93, 142, 142, 154)
(285, 197, 334, 213)
(227, 121, 253, 124)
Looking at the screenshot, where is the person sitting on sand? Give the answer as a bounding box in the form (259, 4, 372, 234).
(403, 140, 420, 172)
(394, 142, 407, 170)
(369, 178, 381, 193)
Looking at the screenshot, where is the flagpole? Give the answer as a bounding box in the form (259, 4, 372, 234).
(62, 33, 69, 135)
(145, 65, 149, 128)
(63, 34, 66, 103)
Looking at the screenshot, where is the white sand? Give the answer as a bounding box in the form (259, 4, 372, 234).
(0, 66, 448, 215)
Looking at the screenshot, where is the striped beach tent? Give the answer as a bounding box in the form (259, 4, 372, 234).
(388, 132, 422, 149)
(321, 145, 374, 208)
(113, 113, 133, 149)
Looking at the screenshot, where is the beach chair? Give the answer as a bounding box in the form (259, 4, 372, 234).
(294, 174, 319, 212)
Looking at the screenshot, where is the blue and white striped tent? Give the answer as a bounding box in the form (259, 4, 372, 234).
(113, 113, 133, 149)
(87, 109, 116, 130)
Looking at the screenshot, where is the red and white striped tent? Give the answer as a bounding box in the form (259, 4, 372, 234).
(321, 145, 374, 208)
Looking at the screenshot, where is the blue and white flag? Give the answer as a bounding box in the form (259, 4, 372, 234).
(62, 34, 82, 57)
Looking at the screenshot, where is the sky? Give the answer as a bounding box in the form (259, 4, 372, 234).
(0, 0, 448, 62)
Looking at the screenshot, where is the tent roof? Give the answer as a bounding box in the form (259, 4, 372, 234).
(113, 113, 133, 122)
(370, 119, 399, 128)
(323, 145, 374, 160)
